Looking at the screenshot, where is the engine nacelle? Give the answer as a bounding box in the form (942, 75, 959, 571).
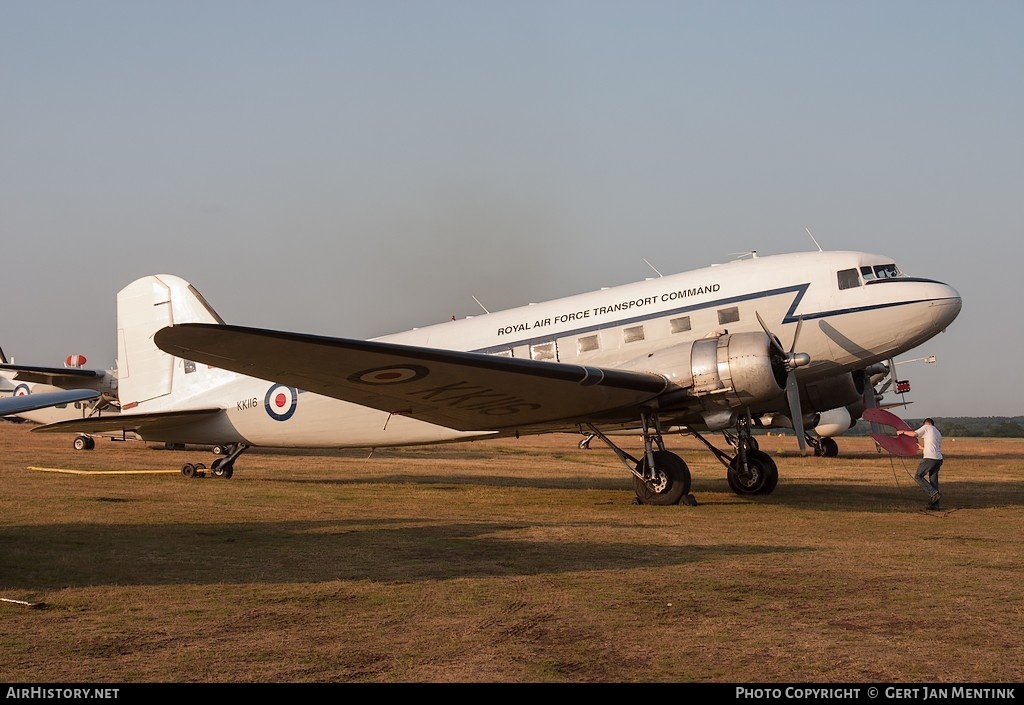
(621, 332, 786, 429)
(801, 372, 864, 413)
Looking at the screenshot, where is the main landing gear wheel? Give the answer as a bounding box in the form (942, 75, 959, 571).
(727, 450, 779, 496)
(73, 436, 95, 451)
(634, 450, 691, 506)
(814, 437, 839, 457)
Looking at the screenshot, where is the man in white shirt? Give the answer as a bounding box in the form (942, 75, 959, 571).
(897, 418, 943, 509)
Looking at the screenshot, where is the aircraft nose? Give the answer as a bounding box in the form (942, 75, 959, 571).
(931, 281, 962, 330)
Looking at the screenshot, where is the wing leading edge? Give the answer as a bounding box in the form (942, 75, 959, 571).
(154, 323, 673, 432)
(0, 364, 108, 386)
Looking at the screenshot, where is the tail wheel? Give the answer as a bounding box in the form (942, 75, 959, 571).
(821, 437, 839, 457)
(212, 458, 234, 479)
(727, 450, 779, 496)
(634, 450, 691, 506)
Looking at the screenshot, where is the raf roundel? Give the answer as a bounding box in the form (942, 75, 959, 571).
(264, 384, 298, 421)
(13, 384, 30, 397)
(348, 365, 429, 385)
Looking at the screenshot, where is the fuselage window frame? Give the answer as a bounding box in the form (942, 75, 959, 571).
(717, 307, 739, 325)
(623, 325, 645, 344)
(577, 334, 600, 353)
(530, 341, 557, 361)
(670, 316, 691, 334)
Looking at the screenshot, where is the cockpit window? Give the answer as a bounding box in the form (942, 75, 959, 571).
(837, 268, 860, 290)
(862, 263, 902, 281)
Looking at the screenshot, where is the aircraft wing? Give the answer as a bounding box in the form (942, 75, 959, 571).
(0, 363, 109, 387)
(31, 408, 225, 436)
(0, 390, 100, 416)
(154, 323, 673, 432)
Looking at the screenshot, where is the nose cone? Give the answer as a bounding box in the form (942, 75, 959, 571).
(931, 281, 962, 330)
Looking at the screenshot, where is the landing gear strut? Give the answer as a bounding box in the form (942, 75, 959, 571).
(585, 407, 783, 503)
(688, 412, 780, 496)
(806, 435, 839, 457)
(586, 407, 693, 506)
(181, 443, 249, 479)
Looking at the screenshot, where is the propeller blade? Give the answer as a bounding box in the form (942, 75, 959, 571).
(786, 373, 806, 451)
(756, 311, 786, 354)
(861, 378, 883, 437)
(757, 310, 810, 452)
(788, 316, 804, 355)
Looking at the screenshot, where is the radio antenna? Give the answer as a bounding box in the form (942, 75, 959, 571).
(471, 295, 490, 314)
(642, 258, 663, 277)
(805, 227, 823, 251)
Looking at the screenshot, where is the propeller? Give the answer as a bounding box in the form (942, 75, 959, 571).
(862, 359, 892, 438)
(756, 312, 811, 451)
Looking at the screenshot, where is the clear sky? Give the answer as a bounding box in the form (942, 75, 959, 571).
(2, 1, 1021, 417)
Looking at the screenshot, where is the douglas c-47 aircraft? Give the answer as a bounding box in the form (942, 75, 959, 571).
(31, 249, 961, 505)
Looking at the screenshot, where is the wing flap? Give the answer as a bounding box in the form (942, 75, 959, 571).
(155, 323, 672, 431)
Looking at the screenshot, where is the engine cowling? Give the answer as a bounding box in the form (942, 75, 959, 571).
(621, 331, 787, 430)
(801, 372, 864, 413)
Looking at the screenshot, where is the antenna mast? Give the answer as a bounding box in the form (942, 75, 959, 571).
(642, 258, 663, 277)
(805, 227, 823, 252)
(471, 296, 490, 314)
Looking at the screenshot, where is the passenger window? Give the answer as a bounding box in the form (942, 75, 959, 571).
(492, 349, 513, 357)
(623, 326, 645, 343)
(717, 307, 739, 325)
(577, 335, 600, 353)
(530, 342, 557, 361)
(670, 316, 691, 334)
(837, 268, 860, 290)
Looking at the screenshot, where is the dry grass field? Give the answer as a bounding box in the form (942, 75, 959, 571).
(1, 421, 1022, 683)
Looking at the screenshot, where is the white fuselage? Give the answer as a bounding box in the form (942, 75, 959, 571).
(116, 251, 962, 448)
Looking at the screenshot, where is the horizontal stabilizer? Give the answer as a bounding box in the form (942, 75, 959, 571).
(154, 323, 672, 431)
(31, 408, 224, 436)
(0, 390, 100, 416)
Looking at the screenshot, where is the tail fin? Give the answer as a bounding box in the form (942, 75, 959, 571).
(116, 275, 239, 411)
